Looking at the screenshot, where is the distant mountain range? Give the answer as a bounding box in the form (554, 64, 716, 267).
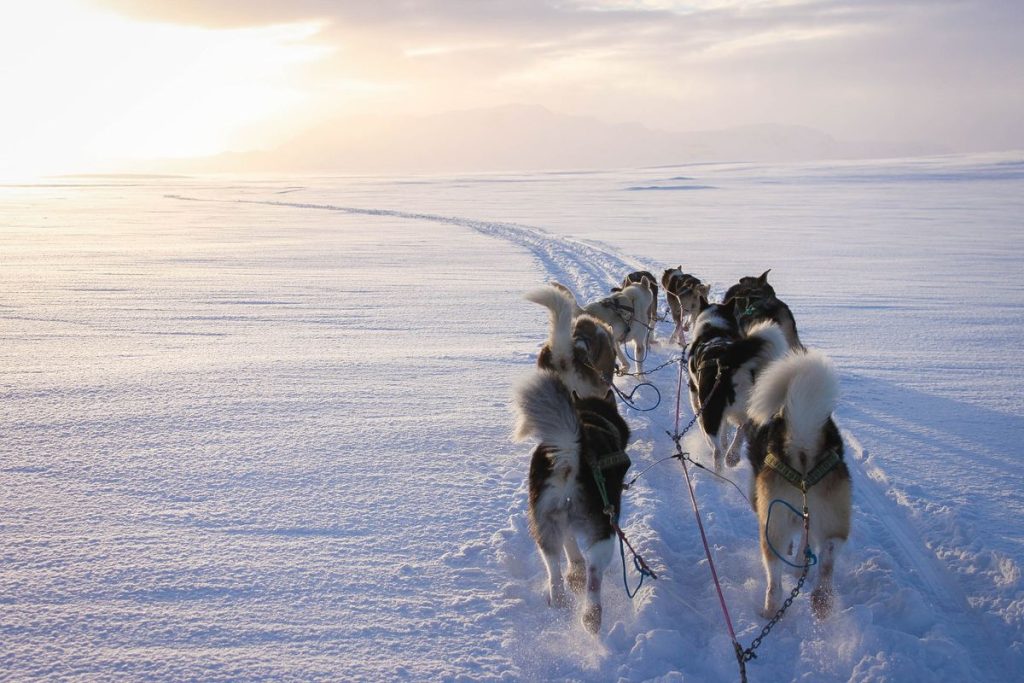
(158, 104, 946, 173)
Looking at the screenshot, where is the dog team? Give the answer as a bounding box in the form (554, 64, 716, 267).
(513, 268, 851, 632)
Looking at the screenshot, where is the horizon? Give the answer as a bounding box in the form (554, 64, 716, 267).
(2, 0, 1022, 178)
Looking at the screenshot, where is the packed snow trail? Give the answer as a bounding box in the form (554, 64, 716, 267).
(164, 189, 1015, 680)
(164, 194, 642, 300)
(4, 161, 1018, 682)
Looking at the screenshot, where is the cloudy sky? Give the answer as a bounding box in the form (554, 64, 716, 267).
(1, 0, 1021, 176)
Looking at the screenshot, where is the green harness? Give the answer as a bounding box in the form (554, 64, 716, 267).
(764, 448, 841, 492)
(577, 410, 632, 519)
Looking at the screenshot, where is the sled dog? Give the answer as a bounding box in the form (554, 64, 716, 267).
(513, 370, 632, 633)
(612, 271, 659, 339)
(558, 279, 654, 378)
(744, 350, 850, 619)
(687, 299, 787, 470)
(661, 267, 710, 346)
(724, 269, 803, 351)
(525, 285, 617, 402)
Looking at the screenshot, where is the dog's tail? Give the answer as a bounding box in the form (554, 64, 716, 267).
(525, 284, 578, 364)
(748, 350, 839, 446)
(744, 319, 789, 366)
(512, 370, 581, 463)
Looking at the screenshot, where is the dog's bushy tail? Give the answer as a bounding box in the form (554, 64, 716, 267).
(525, 284, 578, 364)
(748, 350, 839, 447)
(512, 370, 581, 464)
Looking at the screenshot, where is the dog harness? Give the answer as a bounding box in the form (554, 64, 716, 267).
(600, 298, 636, 340)
(732, 293, 771, 319)
(764, 448, 841, 491)
(577, 410, 632, 471)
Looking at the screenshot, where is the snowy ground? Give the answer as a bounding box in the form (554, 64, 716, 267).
(1, 153, 1022, 681)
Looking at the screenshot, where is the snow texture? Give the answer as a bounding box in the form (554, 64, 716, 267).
(2, 152, 1022, 681)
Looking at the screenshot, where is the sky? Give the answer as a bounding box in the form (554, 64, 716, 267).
(1, 0, 1022, 177)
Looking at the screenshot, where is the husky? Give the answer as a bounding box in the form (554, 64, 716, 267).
(744, 350, 850, 619)
(661, 267, 710, 346)
(724, 269, 803, 351)
(526, 285, 617, 402)
(561, 279, 654, 378)
(612, 271, 659, 339)
(513, 370, 632, 633)
(686, 299, 787, 470)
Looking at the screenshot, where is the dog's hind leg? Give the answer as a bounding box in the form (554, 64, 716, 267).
(633, 329, 650, 378)
(614, 342, 632, 375)
(563, 534, 586, 594)
(811, 537, 845, 619)
(581, 536, 615, 633)
(758, 496, 798, 618)
(724, 424, 745, 467)
(534, 512, 570, 608)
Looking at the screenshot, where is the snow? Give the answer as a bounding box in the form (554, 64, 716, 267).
(1, 152, 1022, 681)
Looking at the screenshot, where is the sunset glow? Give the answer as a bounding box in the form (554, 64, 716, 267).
(0, 0, 1021, 178)
(0, 1, 328, 179)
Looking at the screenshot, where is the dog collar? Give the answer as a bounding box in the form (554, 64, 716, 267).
(764, 448, 841, 491)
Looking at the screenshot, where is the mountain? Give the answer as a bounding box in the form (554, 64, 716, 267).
(159, 104, 946, 173)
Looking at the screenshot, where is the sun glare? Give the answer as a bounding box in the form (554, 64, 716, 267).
(0, 1, 329, 180)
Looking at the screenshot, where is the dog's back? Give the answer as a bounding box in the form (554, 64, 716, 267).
(526, 285, 616, 400)
(725, 270, 803, 350)
(618, 271, 659, 328)
(687, 303, 787, 468)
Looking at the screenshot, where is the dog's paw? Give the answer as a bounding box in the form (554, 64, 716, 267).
(566, 566, 586, 594)
(811, 587, 834, 619)
(548, 586, 570, 609)
(582, 604, 602, 634)
(761, 589, 781, 619)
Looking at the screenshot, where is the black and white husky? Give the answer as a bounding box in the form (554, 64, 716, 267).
(724, 269, 804, 351)
(744, 350, 850, 619)
(687, 300, 787, 470)
(526, 285, 617, 402)
(513, 370, 631, 633)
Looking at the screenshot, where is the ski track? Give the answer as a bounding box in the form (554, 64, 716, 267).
(165, 193, 1014, 681)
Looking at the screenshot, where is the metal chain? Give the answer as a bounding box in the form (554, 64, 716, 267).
(617, 354, 684, 377)
(739, 490, 815, 664)
(740, 564, 810, 662)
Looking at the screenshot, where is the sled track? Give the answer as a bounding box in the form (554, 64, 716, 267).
(165, 192, 1013, 680)
(165, 195, 638, 301)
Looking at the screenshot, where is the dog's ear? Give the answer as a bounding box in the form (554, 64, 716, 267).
(610, 286, 622, 293)
(699, 283, 710, 296)
(758, 269, 771, 285)
(640, 275, 652, 289)
(604, 388, 615, 405)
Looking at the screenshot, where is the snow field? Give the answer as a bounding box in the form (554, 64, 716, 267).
(2, 154, 1021, 681)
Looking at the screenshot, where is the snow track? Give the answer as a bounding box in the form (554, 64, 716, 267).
(164, 195, 641, 298)
(162, 189, 1019, 680)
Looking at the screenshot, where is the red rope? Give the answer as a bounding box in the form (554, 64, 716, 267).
(672, 353, 740, 642)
